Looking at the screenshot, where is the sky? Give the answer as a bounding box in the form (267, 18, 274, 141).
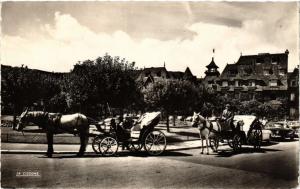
(1, 1, 299, 77)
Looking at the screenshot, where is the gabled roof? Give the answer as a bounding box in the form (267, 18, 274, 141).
(168, 71, 184, 79)
(288, 67, 299, 79)
(219, 63, 285, 86)
(236, 52, 288, 65)
(142, 67, 167, 73)
(184, 67, 193, 76)
(206, 57, 219, 69)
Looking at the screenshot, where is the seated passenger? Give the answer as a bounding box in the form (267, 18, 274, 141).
(220, 104, 235, 131)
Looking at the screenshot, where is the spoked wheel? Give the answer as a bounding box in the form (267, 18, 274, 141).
(209, 137, 219, 152)
(250, 128, 262, 149)
(232, 134, 242, 152)
(99, 137, 119, 156)
(228, 139, 234, 148)
(128, 143, 142, 152)
(92, 136, 102, 154)
(144, 130, 167, 155)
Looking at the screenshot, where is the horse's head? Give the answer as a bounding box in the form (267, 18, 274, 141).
(16, 108, 29, 131)
(191, 112, 206, 127)
(191, 112, 200, 127)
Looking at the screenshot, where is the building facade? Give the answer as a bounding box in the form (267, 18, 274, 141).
(202, 50, 299, 119)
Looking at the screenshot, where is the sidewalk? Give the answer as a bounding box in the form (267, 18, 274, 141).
(1, 122, 200, 144)
(1, 140, 201, 154)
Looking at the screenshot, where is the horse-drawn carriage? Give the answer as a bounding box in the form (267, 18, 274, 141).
(90, 112, 167, 156)
(192, 113, 263, 154)
(209, 115, 263, 152)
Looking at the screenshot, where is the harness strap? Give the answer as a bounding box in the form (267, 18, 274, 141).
(200, 120, 219, 133)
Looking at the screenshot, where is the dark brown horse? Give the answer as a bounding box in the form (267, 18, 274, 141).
(16, 108, 90, 157)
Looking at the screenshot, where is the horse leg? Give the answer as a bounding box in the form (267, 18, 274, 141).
(77, 134, 86, 157)
(200, 134, 204, 154)
(206, 137, 209, 155)
(46, 132, 54, 157)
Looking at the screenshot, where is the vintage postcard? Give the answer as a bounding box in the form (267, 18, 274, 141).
(1, 1, 299, 188)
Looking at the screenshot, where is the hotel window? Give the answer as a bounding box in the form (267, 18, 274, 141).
(269, 80, 278, 87)
(250, 81, 255, 87)
(291, 93, 295, 101)
(222, 81, 228, 87)
(235, 80, 240, 87)
(279, 69, 286, 76)
(244, 68, 252, 75)
(263, 70, 269, 75)
(264, 69, 273, 75)
(291, 80, 296, 87)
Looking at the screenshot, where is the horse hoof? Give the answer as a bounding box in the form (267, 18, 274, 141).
(200, 152, 204, 154)
(207, 152, 209, 155)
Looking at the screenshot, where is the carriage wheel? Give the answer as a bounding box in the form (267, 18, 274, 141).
(209, 137, 219, 152)
(99, 137, 119, 156)
(251, 128, 262, 149)
(232, 134, 242, 151)
(92, 136, 102, 154)
(228, 139, 234, 148)
(128, 143, 142, 152)
(144, 130, 166, 155)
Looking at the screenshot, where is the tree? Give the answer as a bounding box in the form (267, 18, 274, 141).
(142, 80, 202, 131)
(1, 65, 52, 128)
(66, 54, 141, 116)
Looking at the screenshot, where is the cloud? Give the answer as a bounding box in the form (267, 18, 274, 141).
(2, 11, 298, 77)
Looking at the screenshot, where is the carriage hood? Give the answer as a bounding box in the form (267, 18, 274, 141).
(139, 112, 161, 129)
(233, 115, 257, 132)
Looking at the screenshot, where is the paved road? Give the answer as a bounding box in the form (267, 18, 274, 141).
(1, 140, 299, 188)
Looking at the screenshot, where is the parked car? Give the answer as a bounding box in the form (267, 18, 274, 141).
(261, 129, 272, 143)
(288, 121, 300, 138)
(265, 121, 295, 140)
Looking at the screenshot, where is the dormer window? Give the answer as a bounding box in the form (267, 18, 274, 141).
(222, 81, 228, 87)
(269, 80, 278, 87)
(272, 57, 279, 64)
(228, 69, 238, 77)
(250, 81, 255, 87)
(291, 93, 295, 101)
(235, 80, 239, 87)
(256, 57, 264, 64)
(244, 68, 253, 75)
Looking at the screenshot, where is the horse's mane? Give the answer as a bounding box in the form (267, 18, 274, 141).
(26, 111, 48, 119)
(28, 111, 46, 116)
(197, 114, 206, 122)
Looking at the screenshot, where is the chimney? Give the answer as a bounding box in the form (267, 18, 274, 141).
(285, 49, 289, 55)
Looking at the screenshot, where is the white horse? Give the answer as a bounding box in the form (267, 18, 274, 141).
(191, 112, 221, 154)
